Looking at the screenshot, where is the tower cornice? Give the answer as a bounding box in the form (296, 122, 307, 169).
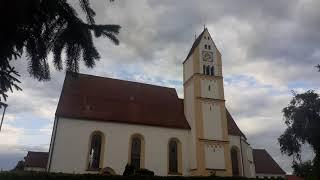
(184, 73, 223, 86)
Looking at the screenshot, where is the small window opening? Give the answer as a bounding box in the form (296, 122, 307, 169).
(88, 133, 102, 170)
(208, 85, 211, 91)
(206, 66, 210, 75)
(204, 45, 207, 49)
(211, 66, 214, 76)
(208, 45, 211, 50)
(203, 65, 206, 74)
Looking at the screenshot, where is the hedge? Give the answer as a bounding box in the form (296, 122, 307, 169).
(0, 172, 284, 180)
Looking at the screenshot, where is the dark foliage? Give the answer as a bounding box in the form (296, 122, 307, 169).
(10, 161, 25, 171)
(123, 164, 135, 176)
(0, 171, 282, 180)
(135, 168, 154, 176)
(292, 160, 313, 178)
(278, 90, 320, 179)
(0, 0, 120, 102)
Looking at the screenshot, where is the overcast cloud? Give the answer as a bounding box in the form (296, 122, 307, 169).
(1, 0, 319, 173)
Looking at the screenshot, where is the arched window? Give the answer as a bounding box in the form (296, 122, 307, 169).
(205, 44, 207, 49)
(203, 65, 206, 74)
(206, 66, 210, 75)
(208, 45, 211, 50)
(211, 66, 214, 76)
(168, 138, 182, 174)
(129, 134, 144, 169)
(231, 147, 240, 176)
(88, 131, 103, 170)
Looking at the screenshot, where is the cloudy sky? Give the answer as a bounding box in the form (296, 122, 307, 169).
(1, 0, 319, 173)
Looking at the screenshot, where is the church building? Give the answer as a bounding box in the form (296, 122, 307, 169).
(47, 28, 285, 177)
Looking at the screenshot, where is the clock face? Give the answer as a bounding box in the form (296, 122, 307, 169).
(202, 51, 213, 62)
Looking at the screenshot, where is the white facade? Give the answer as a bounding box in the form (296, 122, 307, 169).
(24, 167, 46, 172)
(256, 173, 285, 179)
(229, 135, 256, 177)
(48, 117, 190, 175)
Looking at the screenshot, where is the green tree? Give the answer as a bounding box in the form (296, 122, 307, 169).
(278, 90, 320, 179)
(292, 161, 313, 178)
(11, 160, 25, 171)
(0, 0, 120, 103)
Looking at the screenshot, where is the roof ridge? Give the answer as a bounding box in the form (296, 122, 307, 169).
(68, 72, 177, 91)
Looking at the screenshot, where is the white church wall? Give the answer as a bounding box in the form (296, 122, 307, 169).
(247, 146, 256, 177)
(229, 135, 256, 178)
(183, 54, 194, 83)
(49, 117, 191, 176)
(229, 135, 244, 176)
(24, 167, 46, 172)
(256, 173, 285, 179)
(241, 141, 256, 177)
(184, 81, 197, 169)
(202, 102, 223, 140)
(47, 116, 58, 170)
(201, 31, 223, 77)
(200, 78, 220, 99)
(198, 31, 217, 75)
(204, 144, 225, 169)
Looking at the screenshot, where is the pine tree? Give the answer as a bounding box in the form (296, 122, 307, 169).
(0, 0, 121, 103)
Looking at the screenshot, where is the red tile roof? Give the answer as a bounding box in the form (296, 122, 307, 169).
(56, 73, 190, 129)
(56, 73, 245, 136)
(253, 149, 286, 175)
(226, 110, 246, 139)
(24, 151, 48, 168)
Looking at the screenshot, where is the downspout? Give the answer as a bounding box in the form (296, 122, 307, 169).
(239, 137, 245, 177)
(47, 116, 59, 172)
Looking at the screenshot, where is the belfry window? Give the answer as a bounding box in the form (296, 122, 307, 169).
(208, 45, 211, 50)
(211, 66, 214, 76)
(206, 66, 210, 75)
(88, 132, 103, 170)
(205, 44, 207, 49)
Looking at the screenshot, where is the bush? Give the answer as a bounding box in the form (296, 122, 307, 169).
(135, 168, 154, 176)
(123, 164, 135, 176)
(0, 171, 284, 180)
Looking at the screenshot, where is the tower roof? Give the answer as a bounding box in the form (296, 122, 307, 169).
(184, 29, 206, 61)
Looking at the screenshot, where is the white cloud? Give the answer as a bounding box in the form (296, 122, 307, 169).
(2, 0, 320, 172)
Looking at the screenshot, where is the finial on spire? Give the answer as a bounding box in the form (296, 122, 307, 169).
(204, 24, 206, 30)
(194, 33, 197, 40)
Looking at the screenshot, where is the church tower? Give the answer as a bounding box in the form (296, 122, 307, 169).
(183, 28, 232, 176)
